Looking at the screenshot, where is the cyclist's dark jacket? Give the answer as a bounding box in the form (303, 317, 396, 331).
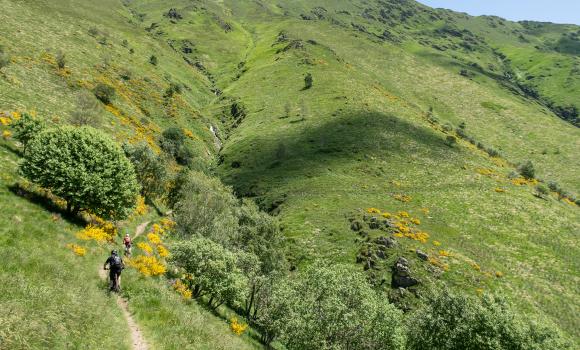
(105, 255, 124, 277)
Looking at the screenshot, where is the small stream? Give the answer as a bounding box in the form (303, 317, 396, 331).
(209, 125, 222, 151)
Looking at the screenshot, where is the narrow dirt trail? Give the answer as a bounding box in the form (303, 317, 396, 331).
(98, 221, 151, 350)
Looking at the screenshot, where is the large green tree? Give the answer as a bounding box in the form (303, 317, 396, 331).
(20, 126, 139, 219)
(256, 263, 406, 349)
(407, 290, 571, 350)
(170, 237, 247, 310)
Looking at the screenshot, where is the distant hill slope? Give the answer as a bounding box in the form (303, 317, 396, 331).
(0, 0, 578, 345)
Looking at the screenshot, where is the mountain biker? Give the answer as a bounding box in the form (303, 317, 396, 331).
(103, 250, 124, 292)
(123, 233, 132, 256)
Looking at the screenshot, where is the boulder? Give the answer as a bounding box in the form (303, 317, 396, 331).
(391, 257, 419, 288)
(375, 236, 397, 248)
(350, 220, 363, 231)
(416, 249, 429, 261)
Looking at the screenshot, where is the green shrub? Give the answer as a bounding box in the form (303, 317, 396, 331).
(548, 181, 561, 192)
(256, 262, 406, 349)
(304, 72, 313, 89)
(173, 171, 239, 244)
(486, 147, 500, 157)
(149, 55, 158, 65)
(535, 184, 549, 197)
(170, 237, 247, 309)
(93, 83, 115, 104)
(10, 113, 45, 152)
(518, 160, 535, 179)
(442, 122, 454, 132)
(123, 142, 167, 200)
(20, 126, 139, 219)
(70, 91, 102, 127)
(159, 127, 195, 166)
(445, 135, 457, 146)
(56, 50, 66, 69)
(407, 291, 570, 350)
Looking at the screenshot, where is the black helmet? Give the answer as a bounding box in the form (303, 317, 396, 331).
(111, 250, 118, 256)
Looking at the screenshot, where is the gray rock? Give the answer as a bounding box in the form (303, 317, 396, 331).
(416, 249, 429, 261)
(350, 220, 363, 231)
(391, 257, 419, 288)
(375, 236, 397, 248)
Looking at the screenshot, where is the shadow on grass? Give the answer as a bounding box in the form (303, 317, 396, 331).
(0, 141, 22, 158)
(8, 182, 87, 226)
(220, 108, 454, 201)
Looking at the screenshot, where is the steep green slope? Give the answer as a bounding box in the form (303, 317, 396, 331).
(0, 0, 578, 346)
(121, 0, 579, 340)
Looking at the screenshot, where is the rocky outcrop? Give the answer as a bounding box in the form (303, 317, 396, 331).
(391, 257, 419, 288)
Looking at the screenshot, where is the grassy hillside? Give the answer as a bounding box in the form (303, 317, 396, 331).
(0, 0, 578, 347)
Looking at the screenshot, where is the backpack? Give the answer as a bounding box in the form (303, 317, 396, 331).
(111, 255, 123, 269)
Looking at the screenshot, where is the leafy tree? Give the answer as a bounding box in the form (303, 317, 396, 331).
(123, 142, 167, 201)
(304, 72, 313, 89)
(518, 160, 535, 179)
(20, 126, 139, 219)
(256, 263, 406, 349)
(70, 91, 102, 126)
(170, 237, 247, 309)
(93, 83, 115, 104)
(407, 290, 570, 350)
(159, 127, 195, 166)
(173, 171, 239, 245)
(11, 113, 45, 152)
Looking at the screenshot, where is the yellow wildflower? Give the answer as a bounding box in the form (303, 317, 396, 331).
(157, 245, 169, 258)
(76, 225, 111, 243)
(148, 232, 161, 245)
(433, 241, 441, 246)
(393, 194, 412, 203)
(137, 242, 153, 255)
(0, 116, 11, 126)
(420, 208, 430, 214)
(410, 218, 421, 225)
(134, 196, 148, 216)
(2, 130, 11, 139)
(381, 212, 392, 218)
(126, 255, 166, 276)
(397, 211, 410, 218)
(173, 280, 192, 299)
(494, 188, 506, 193)
(366, 208, 381, 214)
(66, 243, 87, 256)
(495, 271, 504, 278)
(439, 250, 452, 257)
(160, 217, 176, 231)
(230, 317, 248, 336)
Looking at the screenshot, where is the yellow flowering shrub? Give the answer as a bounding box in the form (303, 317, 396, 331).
(0, 116, 11, 126)
(76, 225, 112, 243)
(428, 256, 449, 271)
(511, 177, 538, 186)
(173, 279, 192, 299)
(495, 271, 504, 278)
(160, 217, 176, 231)
(410, 218, 421, 225)
(66, 243, 86, 256)
(420, 208, 430, 214)
(438, 250, 452, 257)
(157, 245, 169, 258)
(366, 208, 381, 214)
(393, 194, 412, 203)
(151, 223, 165, 236)
(381, 212, 391, 218)
(2, 130, 11, 139)
(494, 188, 506, 193)
(148, 232, 161, 245)
(137, 242, 154, 255)
(397, 211, 410, 218)
(433, 240, 441, 246)
(134, 196, 148, 216)
(230, 317, 248, 336)
(126, 255, 166, 276)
